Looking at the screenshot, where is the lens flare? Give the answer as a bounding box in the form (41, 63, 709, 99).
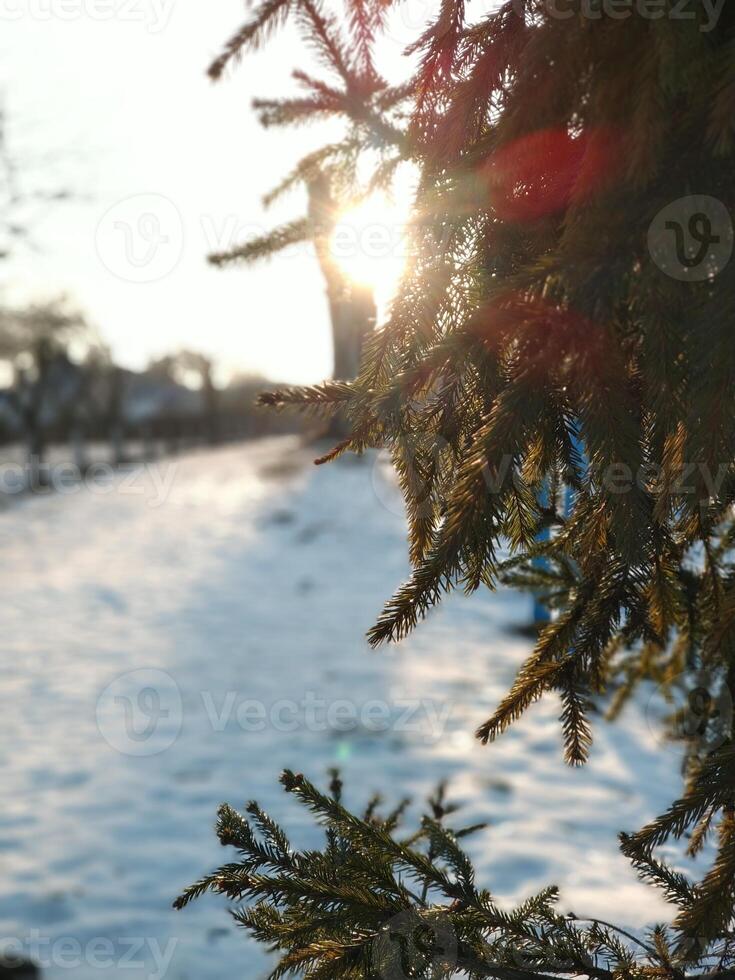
(329, 195, 408, 302)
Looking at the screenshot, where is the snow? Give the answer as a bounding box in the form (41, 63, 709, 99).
(0, 436, 680, 979)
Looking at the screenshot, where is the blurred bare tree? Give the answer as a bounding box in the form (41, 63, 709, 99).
(0, 98, 73, 262)
(0, 300, 94, 481)
(149, 349, 220, 446)
(85, 347, 128, 466)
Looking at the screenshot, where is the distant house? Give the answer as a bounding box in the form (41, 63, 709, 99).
(0, 362, 303, 451)
(121, 370, 202, 427)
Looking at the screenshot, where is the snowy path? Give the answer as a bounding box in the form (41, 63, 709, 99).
(1, 437, 678, 978)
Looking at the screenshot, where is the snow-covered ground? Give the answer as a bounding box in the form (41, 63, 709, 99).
(0, 436, 679, 979)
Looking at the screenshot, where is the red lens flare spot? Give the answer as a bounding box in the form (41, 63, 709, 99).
(483, 126, 623, 222)
(466, 292, 611, 383)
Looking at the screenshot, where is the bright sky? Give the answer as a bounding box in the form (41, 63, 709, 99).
(0, 0, 425, 383)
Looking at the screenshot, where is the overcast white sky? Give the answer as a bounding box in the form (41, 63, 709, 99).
(0, 0, 429, 383)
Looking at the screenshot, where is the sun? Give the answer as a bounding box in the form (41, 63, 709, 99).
(328, 194, 409, 304)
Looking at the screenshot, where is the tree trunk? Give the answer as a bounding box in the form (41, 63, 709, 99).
(0, 957, 40, 977)
(202, 366, 220, 447)
(107, 367, 127, 466)
(71, 423, 87, 473)
(308, 174, 376, 437)
(26, 427, 44, 489)
(110, 422, 125, 467)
